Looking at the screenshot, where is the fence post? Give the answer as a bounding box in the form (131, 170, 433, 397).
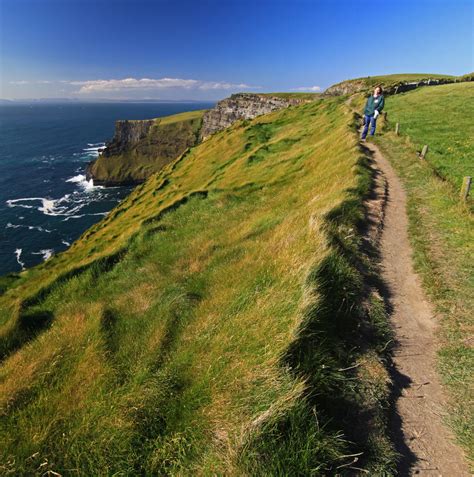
(420, 145, 429, 159)
(395, 123, 400, 135)
(460, 176, 472, 201)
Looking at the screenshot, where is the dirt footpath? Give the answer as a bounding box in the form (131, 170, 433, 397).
(364, 140, 471, 476)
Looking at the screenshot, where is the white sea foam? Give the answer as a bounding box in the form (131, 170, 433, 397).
(66, 174, 101, 191)
(83, 144, 105, 157)
(62, 211, 107, 221)
(66, 174, 86, 183)
(66, 174, 94, 190)
(38, 198, 59, 215)
(6, 198, 37, 209)
(32, 249, 54, 261)
(84, 146, 104, 151)
(15, 249, 25, 270)
(87, 142, 105, 147)
(7, 196, 76, 217)
(6, 223, 53, 233)
(61, 240, 71, 247)
(62, 214, 86, 221)
(38, 155, 57, 164)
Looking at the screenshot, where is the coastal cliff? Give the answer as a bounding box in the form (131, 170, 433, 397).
(87, 93, 314, 186)
(1, 90, 392, 475)
(324, 73, 474, 96)
(101, 119, 155, 157)
(199, 93, 307, 140)
(90, 77, 474, 186)
(2, 77, 473, 475)
(86, 111, 204, 186)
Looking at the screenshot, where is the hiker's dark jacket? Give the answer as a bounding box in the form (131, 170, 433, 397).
(364, 95, 385, 116)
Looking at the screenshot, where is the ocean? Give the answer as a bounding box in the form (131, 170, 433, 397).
(0, 101, 213, 276)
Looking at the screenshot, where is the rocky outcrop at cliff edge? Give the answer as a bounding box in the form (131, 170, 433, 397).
(199, 93, 307, 140)
(324, 80, 368, 96)
(86, 94, 312, 186)
(86, 112, 203, 186)
(101, 119, 155, 157)
(324, 75, 473, 96)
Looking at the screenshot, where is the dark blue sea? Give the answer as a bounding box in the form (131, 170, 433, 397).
(0, 102, 213, 276)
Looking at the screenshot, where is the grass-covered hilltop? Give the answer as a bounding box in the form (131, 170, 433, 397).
(87, 73, 472, 188)
(0, 74, 473, 475)
(86, 93, 316, 186)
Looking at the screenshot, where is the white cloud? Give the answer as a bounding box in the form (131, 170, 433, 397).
(5, 77, 259, 98)
(70, 77, 198, 93)
(10, 80, 53, 85)
(66, 77, 257, 94)
(291, 85, 321, 92)
(198, 81, 256, 90)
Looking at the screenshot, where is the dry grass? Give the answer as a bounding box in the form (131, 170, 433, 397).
(0, 97, 396, 474)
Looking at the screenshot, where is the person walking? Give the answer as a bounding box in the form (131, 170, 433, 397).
(361, 86, 385, 140)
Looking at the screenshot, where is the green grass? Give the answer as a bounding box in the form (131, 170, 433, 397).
(329, 72, 457, 90)
(325, 73, 472, 98)
(157, 109, 205, 126)
(349, 72, 455, 84)
(0, 98, 396, 475)
(383, 82, 474, 189)
(259, 92, 320, 100)
(374, 82, 474, 462)
(89, 110, 205, 184)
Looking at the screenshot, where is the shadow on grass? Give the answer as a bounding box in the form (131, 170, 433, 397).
(0, 273, 21, 296)
(239, 152, 408, 474)
(360, 142, 418, 475)
(0, 309, 55, 363)
(0, 249, 126, 362)
(1, 187, 211, 364)
(143, 190, 208, 226)
(387, 362, 416, 476)
(153, 291, 203, 370)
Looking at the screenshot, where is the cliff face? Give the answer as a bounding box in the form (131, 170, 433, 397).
(102, 120, 155, 157)
(86, 111, 204, 186)
(324, 80, 368, 96)
(87, 94, 313, 186)
(199, 93, 305, 140)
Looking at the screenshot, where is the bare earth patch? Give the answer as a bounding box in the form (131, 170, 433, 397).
(364, 140, 470, 475)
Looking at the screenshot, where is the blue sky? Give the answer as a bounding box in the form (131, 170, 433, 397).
(0, 0, 472, 100)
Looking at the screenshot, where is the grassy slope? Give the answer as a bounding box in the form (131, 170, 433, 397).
(384, 82, 474, 188)
(329, 73, 457, 91)
(351, 73, 455, 84)
(89, 110, 205, 184)
(373, 83, 473, 460)
(0, 98, 395, 474)
(156, 109, 204, 126)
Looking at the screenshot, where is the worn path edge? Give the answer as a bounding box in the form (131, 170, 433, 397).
(363, 139, 471, 476)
